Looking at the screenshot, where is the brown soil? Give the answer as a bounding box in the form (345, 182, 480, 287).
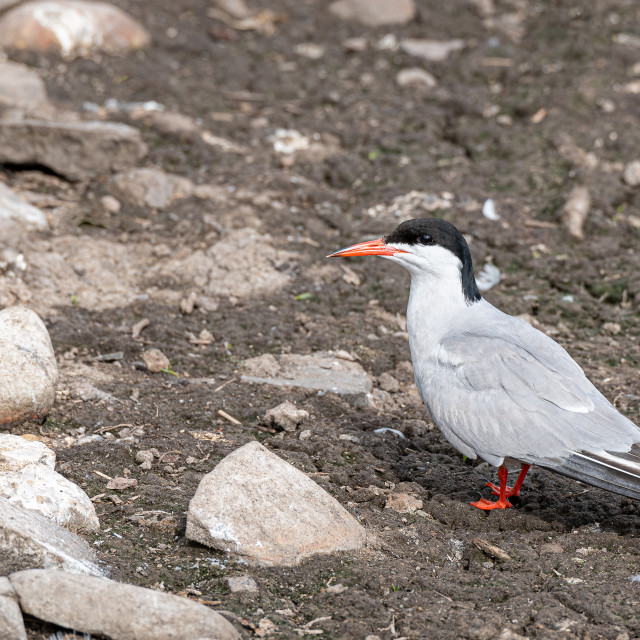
(6, 0, 640, 638)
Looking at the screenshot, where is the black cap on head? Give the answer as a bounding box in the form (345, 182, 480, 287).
(385, 218, 481, 304)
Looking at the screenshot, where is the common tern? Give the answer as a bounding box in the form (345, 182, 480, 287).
(329, 218, 640, 510)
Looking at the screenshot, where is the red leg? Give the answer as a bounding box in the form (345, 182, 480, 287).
(471, 465, 512, 510)
(486, 464, 531, 497)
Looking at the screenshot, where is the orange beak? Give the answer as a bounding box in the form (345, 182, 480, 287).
(326, 237, 407, 258)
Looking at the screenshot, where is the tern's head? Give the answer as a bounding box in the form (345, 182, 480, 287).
(328, 217, 481, 305)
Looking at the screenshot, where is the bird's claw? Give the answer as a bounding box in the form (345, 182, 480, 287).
(485, 481, 520, 497)
(470, 497, 513, 511)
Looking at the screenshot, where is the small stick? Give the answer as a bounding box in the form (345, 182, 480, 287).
(217, 409, 241, 425)
(95, 423, 133, 434)
(93, 470, 113, 480)
(213, 378, 235, 393)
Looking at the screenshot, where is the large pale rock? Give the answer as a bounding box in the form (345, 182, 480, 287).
(0, 61, 51, 113)
(9, 569, 239, 640)
(0, 498, 102, 576)
(329, 0, 416, 26)
(0, 307, 57, 429)
(0, 0, 150, 59)
(0, 594, 26, 640)
(186, 441, 366, 565)
(0, 434, 99, 532)
(241, 351, 373, 402)
(0, 182, 48, 231)
(111, 167, 193, 209)
(0, 119, 148, 180)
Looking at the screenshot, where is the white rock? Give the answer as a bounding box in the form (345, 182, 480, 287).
(226, 575, 258, 593)
(561, 185, 591, 239)
(0, 497, 102, 576)
(0, 60, 51, 113)
(396, 68, 437, 89)
(241, 351, 373, 402)
(186, 441, 366, 565)
(0, 307, 57, 428)
(9, 569, 239, 640)
(482, 198, 500, 220)
(623, 160, 640, 187)
(270, 128, 310, 155)
(329, 0, 416, 26)
(100, 194, 121, 213)
(264, 401, 309, 432)
(0, 594, 26, 640)
(0, 0, 150, 59)
(293, 42, 325, 60)
(0, 434, 99, 533)
(212, 0, 250, 19)
(0, 182, 48, 231)
(111, 167, 193, 209)
(400, 38, 465, 62)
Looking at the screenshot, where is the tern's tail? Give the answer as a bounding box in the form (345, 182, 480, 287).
(554, 445, 640, 500)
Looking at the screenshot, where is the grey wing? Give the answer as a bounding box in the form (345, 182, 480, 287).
(419, 316, 640, 498)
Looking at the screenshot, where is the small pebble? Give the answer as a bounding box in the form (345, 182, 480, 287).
(101, 195, 121, 213)
(623, 160, 640, 187)
(136, 450, 154, 465)
(142, 348, 170, 373)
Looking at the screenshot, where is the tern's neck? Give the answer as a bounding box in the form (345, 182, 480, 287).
(406, 271, 477, 354)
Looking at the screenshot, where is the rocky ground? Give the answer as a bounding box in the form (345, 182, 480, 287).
(1, 0, 640, 638)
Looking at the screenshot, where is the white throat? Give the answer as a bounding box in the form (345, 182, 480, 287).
(385, 244, 475, 358)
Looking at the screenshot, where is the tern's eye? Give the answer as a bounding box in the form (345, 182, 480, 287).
(418, 234, 433, 245)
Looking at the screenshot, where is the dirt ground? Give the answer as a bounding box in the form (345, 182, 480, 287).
(5, 0, 640, 638)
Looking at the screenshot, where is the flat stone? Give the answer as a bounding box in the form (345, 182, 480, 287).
(111, 167, 193, 209)
(396, 68, 437, 88)
(9, 569, 239, 640)
(400, 38, 465, 61)
(264, 401, 309, 432)
(329, 0, 415, 26)
(0, 497, 102, 576)
(0, 307, 57, 429)
(0, 182, 48, 232)
(240, 351, 373, 402)
(0, 594, 26, 640)
(0, 434, 99, 533)
(226, 575, 258, 593)
(0, 61, 51, 113)
(0, 119, 147, 181)
(0, 0, 150, 59)
(186, 441, 366, 566)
